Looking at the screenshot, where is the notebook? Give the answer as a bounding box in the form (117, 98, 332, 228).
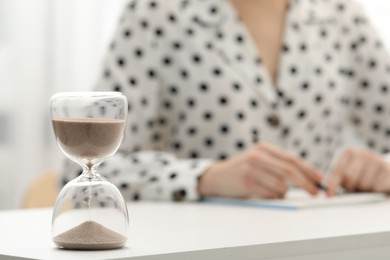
(205, 189, 387, 210)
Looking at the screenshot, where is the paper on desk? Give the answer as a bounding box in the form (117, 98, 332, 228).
(205, 189, 387, 210)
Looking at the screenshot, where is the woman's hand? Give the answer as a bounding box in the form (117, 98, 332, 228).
(327, 148, 390, 196)
(198, 143, 323, 199)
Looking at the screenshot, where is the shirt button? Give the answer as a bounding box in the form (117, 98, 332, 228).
(267, 114, 280, 127)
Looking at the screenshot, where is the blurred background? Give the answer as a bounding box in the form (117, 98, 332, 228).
(0, 0, 389, 209)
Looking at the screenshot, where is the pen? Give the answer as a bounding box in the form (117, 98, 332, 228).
(315, 183, 345, 196)
(315, 182, 328, 192)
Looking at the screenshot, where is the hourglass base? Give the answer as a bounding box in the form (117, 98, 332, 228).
(52, 172, 129, 250)
(54, 220, 127, 250)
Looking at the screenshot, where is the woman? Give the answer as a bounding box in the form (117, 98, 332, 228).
(63, 0, 390, 201)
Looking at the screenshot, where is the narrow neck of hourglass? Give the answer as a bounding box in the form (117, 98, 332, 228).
(81, 162, 100, 181)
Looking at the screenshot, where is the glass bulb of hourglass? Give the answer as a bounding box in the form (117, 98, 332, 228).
(50, 92, 129, 250)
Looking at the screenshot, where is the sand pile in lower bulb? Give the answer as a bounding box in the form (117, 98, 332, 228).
(53, 220, 127, 250)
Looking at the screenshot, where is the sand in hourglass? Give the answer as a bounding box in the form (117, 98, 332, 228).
(53, 221, 127, 250)
(52, 118, 126, 249)
(52, 118, 125, 158)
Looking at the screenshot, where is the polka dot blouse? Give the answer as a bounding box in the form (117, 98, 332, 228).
(62, 0, 390, 201)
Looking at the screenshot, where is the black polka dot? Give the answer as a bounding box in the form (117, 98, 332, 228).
(236, 140, 245, 150)
(117, 57, 126, 67)
(283, 44, 290, 53)
(290, 66, 298, 75)
(172, 141, 182, 150)
(158, 117, 167, 126)
(149, 1, 157, 9)
(134, 48, 143, 58)
(163, 100, 172, 110)
(213, 67, 222, 77)
(314, 94, 323, 103)
(368, 140, 376, 149)
(219, 96, 229, 106)
(147, 69, 157, 79)
(360, 79, 370, 89)
(205, 42, 214, 50)
(320, 28, 327, 38)
(250, 99, 258, 108)
(297, 110, 306, 119)
(385, 128, 390, 137)
(285, 98, 294, 107)
(381, 84, 388, 93)
(172, 189, 187, 201)
(186, 28, 195, 37)
(216, 31, 224, 40)
(255, 76, 263, 84)
(155, 28, 164, 37)
(372, 122, 381, 131)
(187, 126, 197, 136)
(301, 81, 310, 91)
(337, 3, 345, 12)
(110, 41, 116, 50)
(149, 176, 158, 182)
(203, 111, 213, 121)
(129, 1, 137, 10)
(121, 183, 129, 189)
(168, 13, 177, 23)
(323, 108, 331, 117)
(192, 54, 202, 64)
(368, 59, 377, 69)
(314, 67, 322, 75)
(199, 82, 209, 92)
(113, 84, 122, 92)
(204, 137, 214, 147)
(189, 151, 199, 159)
(140, 20, 149, 29)
(128, 77, 137, 87)
(236, 54, 244, 62)
(281, 127, 290, 138)
(162, 56, 172, 66)
(123, 29, 132, 38)
(220, 124, 230, 135)
(141, 97, 148, 107)
(152, 132, 161, 141)
(133, 193, 140, 201)
(187, 98, 196, 108)
(219, 154, 227, 160)
(168, 85, 178, 95)
(104, 69, 111, 78)
(232, 82, 241, 91)
(180, 69, 189, 79)
(236, 34, 245, 44)
(172, 41, 182, 50)
(236, 111, 245, 121)
(374, 104, 384, 114)
(209, 6, 219, 15)
(300, 43, 307, 52)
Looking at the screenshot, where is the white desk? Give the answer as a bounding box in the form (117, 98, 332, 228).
(1, 200, 390, 260)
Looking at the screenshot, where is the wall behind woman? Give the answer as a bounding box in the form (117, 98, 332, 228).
(0, 0, 388, 209)
(358, 1, 390, 46)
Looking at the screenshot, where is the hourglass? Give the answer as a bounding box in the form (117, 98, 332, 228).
(50, 92, 129, 250)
